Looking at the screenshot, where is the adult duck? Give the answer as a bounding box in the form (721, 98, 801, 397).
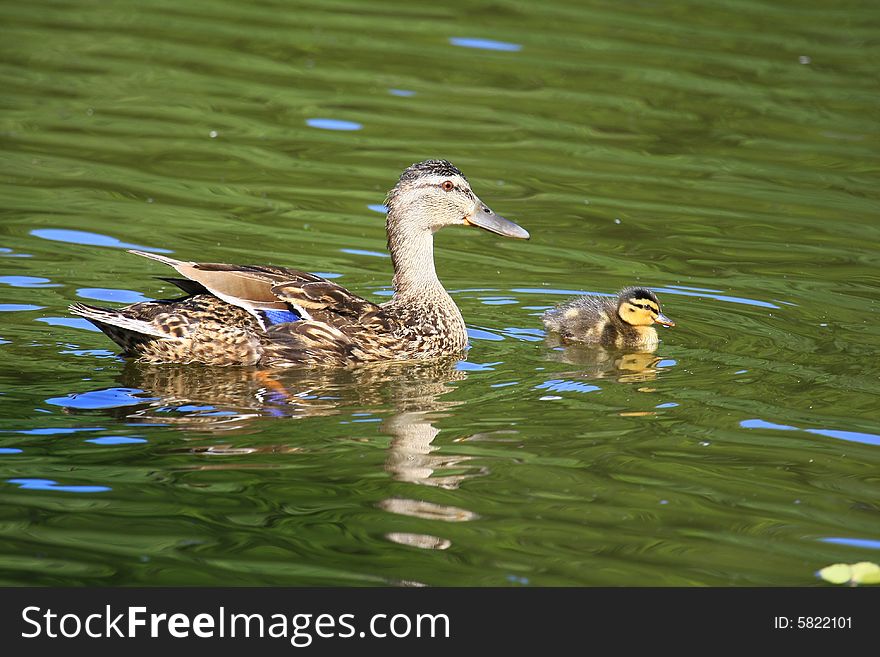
(70, 160, 529, 366)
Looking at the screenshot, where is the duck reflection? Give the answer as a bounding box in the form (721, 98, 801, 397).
(544, 333, 664, 383)
(111, 359, 487, 551)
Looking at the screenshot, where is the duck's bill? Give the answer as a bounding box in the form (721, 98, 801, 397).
(465, 203, 530, 240)
(655, 313, 675, 327)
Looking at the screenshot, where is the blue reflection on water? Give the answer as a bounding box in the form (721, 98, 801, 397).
(536, 379, 601, 394)
(36, 317, 101, 332)
(503, 327, 545, 342)
(85, 436, 148, 445)
(306, 118, 363, 131)
(31, 229, 172, 253)
(0, 275, 59, 288)
(76, 288, 151, 304)
(467, 328, 503, 342)
(14, 427, 105, 435)
(367, 204, 388, 214)
(8, 478, 111, 493)
(805, 428, 880, 446)
(741, 419, 798, 431)
(512, 287, 590, 296)
(654, 287, 779, 309)
(310, 272, 342, 279)
(656, 402, 679, 409)
(340, 248, 389, 259)
(740, 419, 880, 446)
(46, 387, 157, 409)
(389, 89, 416, 97)
(457, 361, 501, 372)
(449, 37, 522, 52)
(665, 284, 724, 293)
(0, 448, 23, 454)
(818, 537, 880, 550)
(0, 304, 44, 312)
(0, 247, 32, 258)
(60, 348, 118, 358)
(513, 285, 780, 309)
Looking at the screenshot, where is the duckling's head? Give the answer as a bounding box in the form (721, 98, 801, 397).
(616, 287, 675, 327)
(385, 160, 529, 239)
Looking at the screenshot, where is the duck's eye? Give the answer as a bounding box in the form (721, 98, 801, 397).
(441, 180, 455, 192)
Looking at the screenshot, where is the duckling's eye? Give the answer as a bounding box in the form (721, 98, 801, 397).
(441, 180, 455, 192)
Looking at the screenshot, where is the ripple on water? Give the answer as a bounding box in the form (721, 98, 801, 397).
(818, 537, 880, 550)
(340, 248, 389, 258)
(449, 37, 522, 52)
(0, 276, 59, 288)
(7, 478, 111, 493)
(479, 297, 518, 306)
(60, 348, 119, 358)
(513, 286, 781, 310)
(13, 427, 105, 435)
(305, 118, 363, 131)
(535, 379, 601, 394)
(0, 247, 32, 258)
(740, 419, 880, 446)
(502, 327, 545, 342)
(45, 387, 157, 410)
(36, 317, 101, 332)
(457, 361, 500, 372)
(0, 304, 44, 312)
(467, 328, 504, 342)
(76, 288, 151, 304)
(655, 287, 780, 309)
(85, 436, 148, 445)
(30, 229, 172, 253)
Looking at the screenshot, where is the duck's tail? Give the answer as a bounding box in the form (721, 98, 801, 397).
(69, 303, 170, 350)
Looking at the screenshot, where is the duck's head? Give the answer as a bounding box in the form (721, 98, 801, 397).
(616, 287, 675, 327)
(385, 160, 529, 239)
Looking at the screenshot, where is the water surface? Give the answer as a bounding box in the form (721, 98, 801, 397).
(1, 0, 878, 586)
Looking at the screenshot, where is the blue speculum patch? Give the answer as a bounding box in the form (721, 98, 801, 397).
(262, 309, 301, 325)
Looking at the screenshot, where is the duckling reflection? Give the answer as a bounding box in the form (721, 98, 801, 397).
(544, 332, 664, 383)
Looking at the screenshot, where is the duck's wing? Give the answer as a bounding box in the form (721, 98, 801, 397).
(129, 250, 389, 331)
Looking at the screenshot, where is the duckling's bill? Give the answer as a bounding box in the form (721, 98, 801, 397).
(655, 312, 675, 327)
(464, 201, 529, 240)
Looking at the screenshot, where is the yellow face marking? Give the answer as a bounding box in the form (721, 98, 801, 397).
(621, 300, 657, 327)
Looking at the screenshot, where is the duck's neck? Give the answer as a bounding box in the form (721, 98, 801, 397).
(387, 220, 447, 300)
(383, 212, 468, 352)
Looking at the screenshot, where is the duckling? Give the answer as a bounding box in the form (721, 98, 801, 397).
(542, 287, 674, 351)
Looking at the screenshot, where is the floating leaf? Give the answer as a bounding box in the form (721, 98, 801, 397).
(818, 561, 880, 585)
(849, 562, 880, 584)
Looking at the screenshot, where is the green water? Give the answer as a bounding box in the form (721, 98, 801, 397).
(1, 0, 878, 586)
